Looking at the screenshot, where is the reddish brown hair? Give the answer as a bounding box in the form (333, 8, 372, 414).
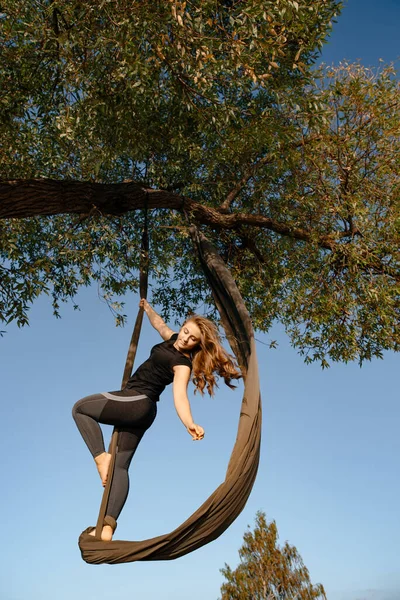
(184, 315, 241, 396)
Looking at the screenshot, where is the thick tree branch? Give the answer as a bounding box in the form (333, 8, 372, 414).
(0, 178, 398, 280)
(0, 179, 183, 217)
(0, 178, 332, 246)
(238, 234, 267, 264)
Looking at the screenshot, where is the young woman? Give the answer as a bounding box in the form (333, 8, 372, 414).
(72, 299, 241, 541)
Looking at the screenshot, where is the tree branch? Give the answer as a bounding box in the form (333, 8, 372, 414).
(1, 178, 398, 280)
(0, 179, 183, 218)
(220, 135, 322, 213)
(0, 178, 333, 246)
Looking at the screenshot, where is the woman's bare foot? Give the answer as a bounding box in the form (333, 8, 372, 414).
(101, 525, 114, 542)
(89, 525, 114, 542)
(94, 452, 112, 487)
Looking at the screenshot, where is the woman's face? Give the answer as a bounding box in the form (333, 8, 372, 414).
(175, 321, 202, 352)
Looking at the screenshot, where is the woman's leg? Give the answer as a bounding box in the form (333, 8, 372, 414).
(96, 427, 147, 542)
(98, 395, 157, 524)
(72, 393, 112, 484)
(73, 392, 157, 539)
(72, 393, 108, 458)
(106, 426, 145, 520)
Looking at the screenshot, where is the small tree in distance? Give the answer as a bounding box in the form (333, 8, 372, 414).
(220, 512, 327, 600)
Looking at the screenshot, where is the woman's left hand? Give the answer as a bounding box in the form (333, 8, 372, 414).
(187, 423, 205, 441)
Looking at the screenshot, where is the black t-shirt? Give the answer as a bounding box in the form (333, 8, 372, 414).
(124, 333, 192, 401)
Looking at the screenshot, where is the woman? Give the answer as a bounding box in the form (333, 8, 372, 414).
(72, 299, 241, 541)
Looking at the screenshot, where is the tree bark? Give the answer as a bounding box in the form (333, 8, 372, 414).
(0, 177, 329, 244)
(1, 178, 398, 280)
(0, 179, 182, 218)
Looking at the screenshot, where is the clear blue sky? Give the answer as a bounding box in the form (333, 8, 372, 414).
(1, 2, 399, 600)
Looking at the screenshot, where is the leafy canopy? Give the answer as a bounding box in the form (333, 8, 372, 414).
(1, 1, 399, 365)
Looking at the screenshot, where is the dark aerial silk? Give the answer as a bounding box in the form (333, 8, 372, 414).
(78, 227, 262, 564)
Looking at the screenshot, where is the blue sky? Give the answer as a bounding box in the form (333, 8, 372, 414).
(1, 2, 399, 600)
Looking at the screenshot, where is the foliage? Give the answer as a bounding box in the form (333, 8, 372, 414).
(1, 1, 399, 365)
(219, 511, 327, 600)
(1, 0, 340, 179)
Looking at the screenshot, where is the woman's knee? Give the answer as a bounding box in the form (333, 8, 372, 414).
(72, 394, 102, 420)
(72, 400, 81, 420)
(72, 397, 87, 419)
(115, 449, 136, 471)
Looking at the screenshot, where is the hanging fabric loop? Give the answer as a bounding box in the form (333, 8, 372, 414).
(79, 225, 261, 562)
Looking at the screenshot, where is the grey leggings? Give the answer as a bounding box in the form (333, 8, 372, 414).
(72, 392, 157, 520)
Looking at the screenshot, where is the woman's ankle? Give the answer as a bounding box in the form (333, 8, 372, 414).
(94, 452, 109, 464)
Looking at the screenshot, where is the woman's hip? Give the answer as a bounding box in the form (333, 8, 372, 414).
(73, 391, 157, 429)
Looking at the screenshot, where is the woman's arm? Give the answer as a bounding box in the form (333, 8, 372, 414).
(172, 365, 205, 441)
(140, 299, 175, 340)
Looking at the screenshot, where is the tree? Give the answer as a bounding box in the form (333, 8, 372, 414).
(219, 511, 327, 600)
(1, 1, 399, 364)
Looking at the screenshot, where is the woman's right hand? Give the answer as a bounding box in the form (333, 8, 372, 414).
(139, 298, 150, 312)
(187, 423, 205, 441)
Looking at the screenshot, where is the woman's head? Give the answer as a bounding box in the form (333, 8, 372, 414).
(174, 319, 203, 353)
(180, 315, 241, 396)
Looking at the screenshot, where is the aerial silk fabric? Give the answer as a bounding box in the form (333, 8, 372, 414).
(78, 227, 262, 564)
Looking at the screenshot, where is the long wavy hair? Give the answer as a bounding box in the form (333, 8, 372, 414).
(185, 315, 241, 396)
